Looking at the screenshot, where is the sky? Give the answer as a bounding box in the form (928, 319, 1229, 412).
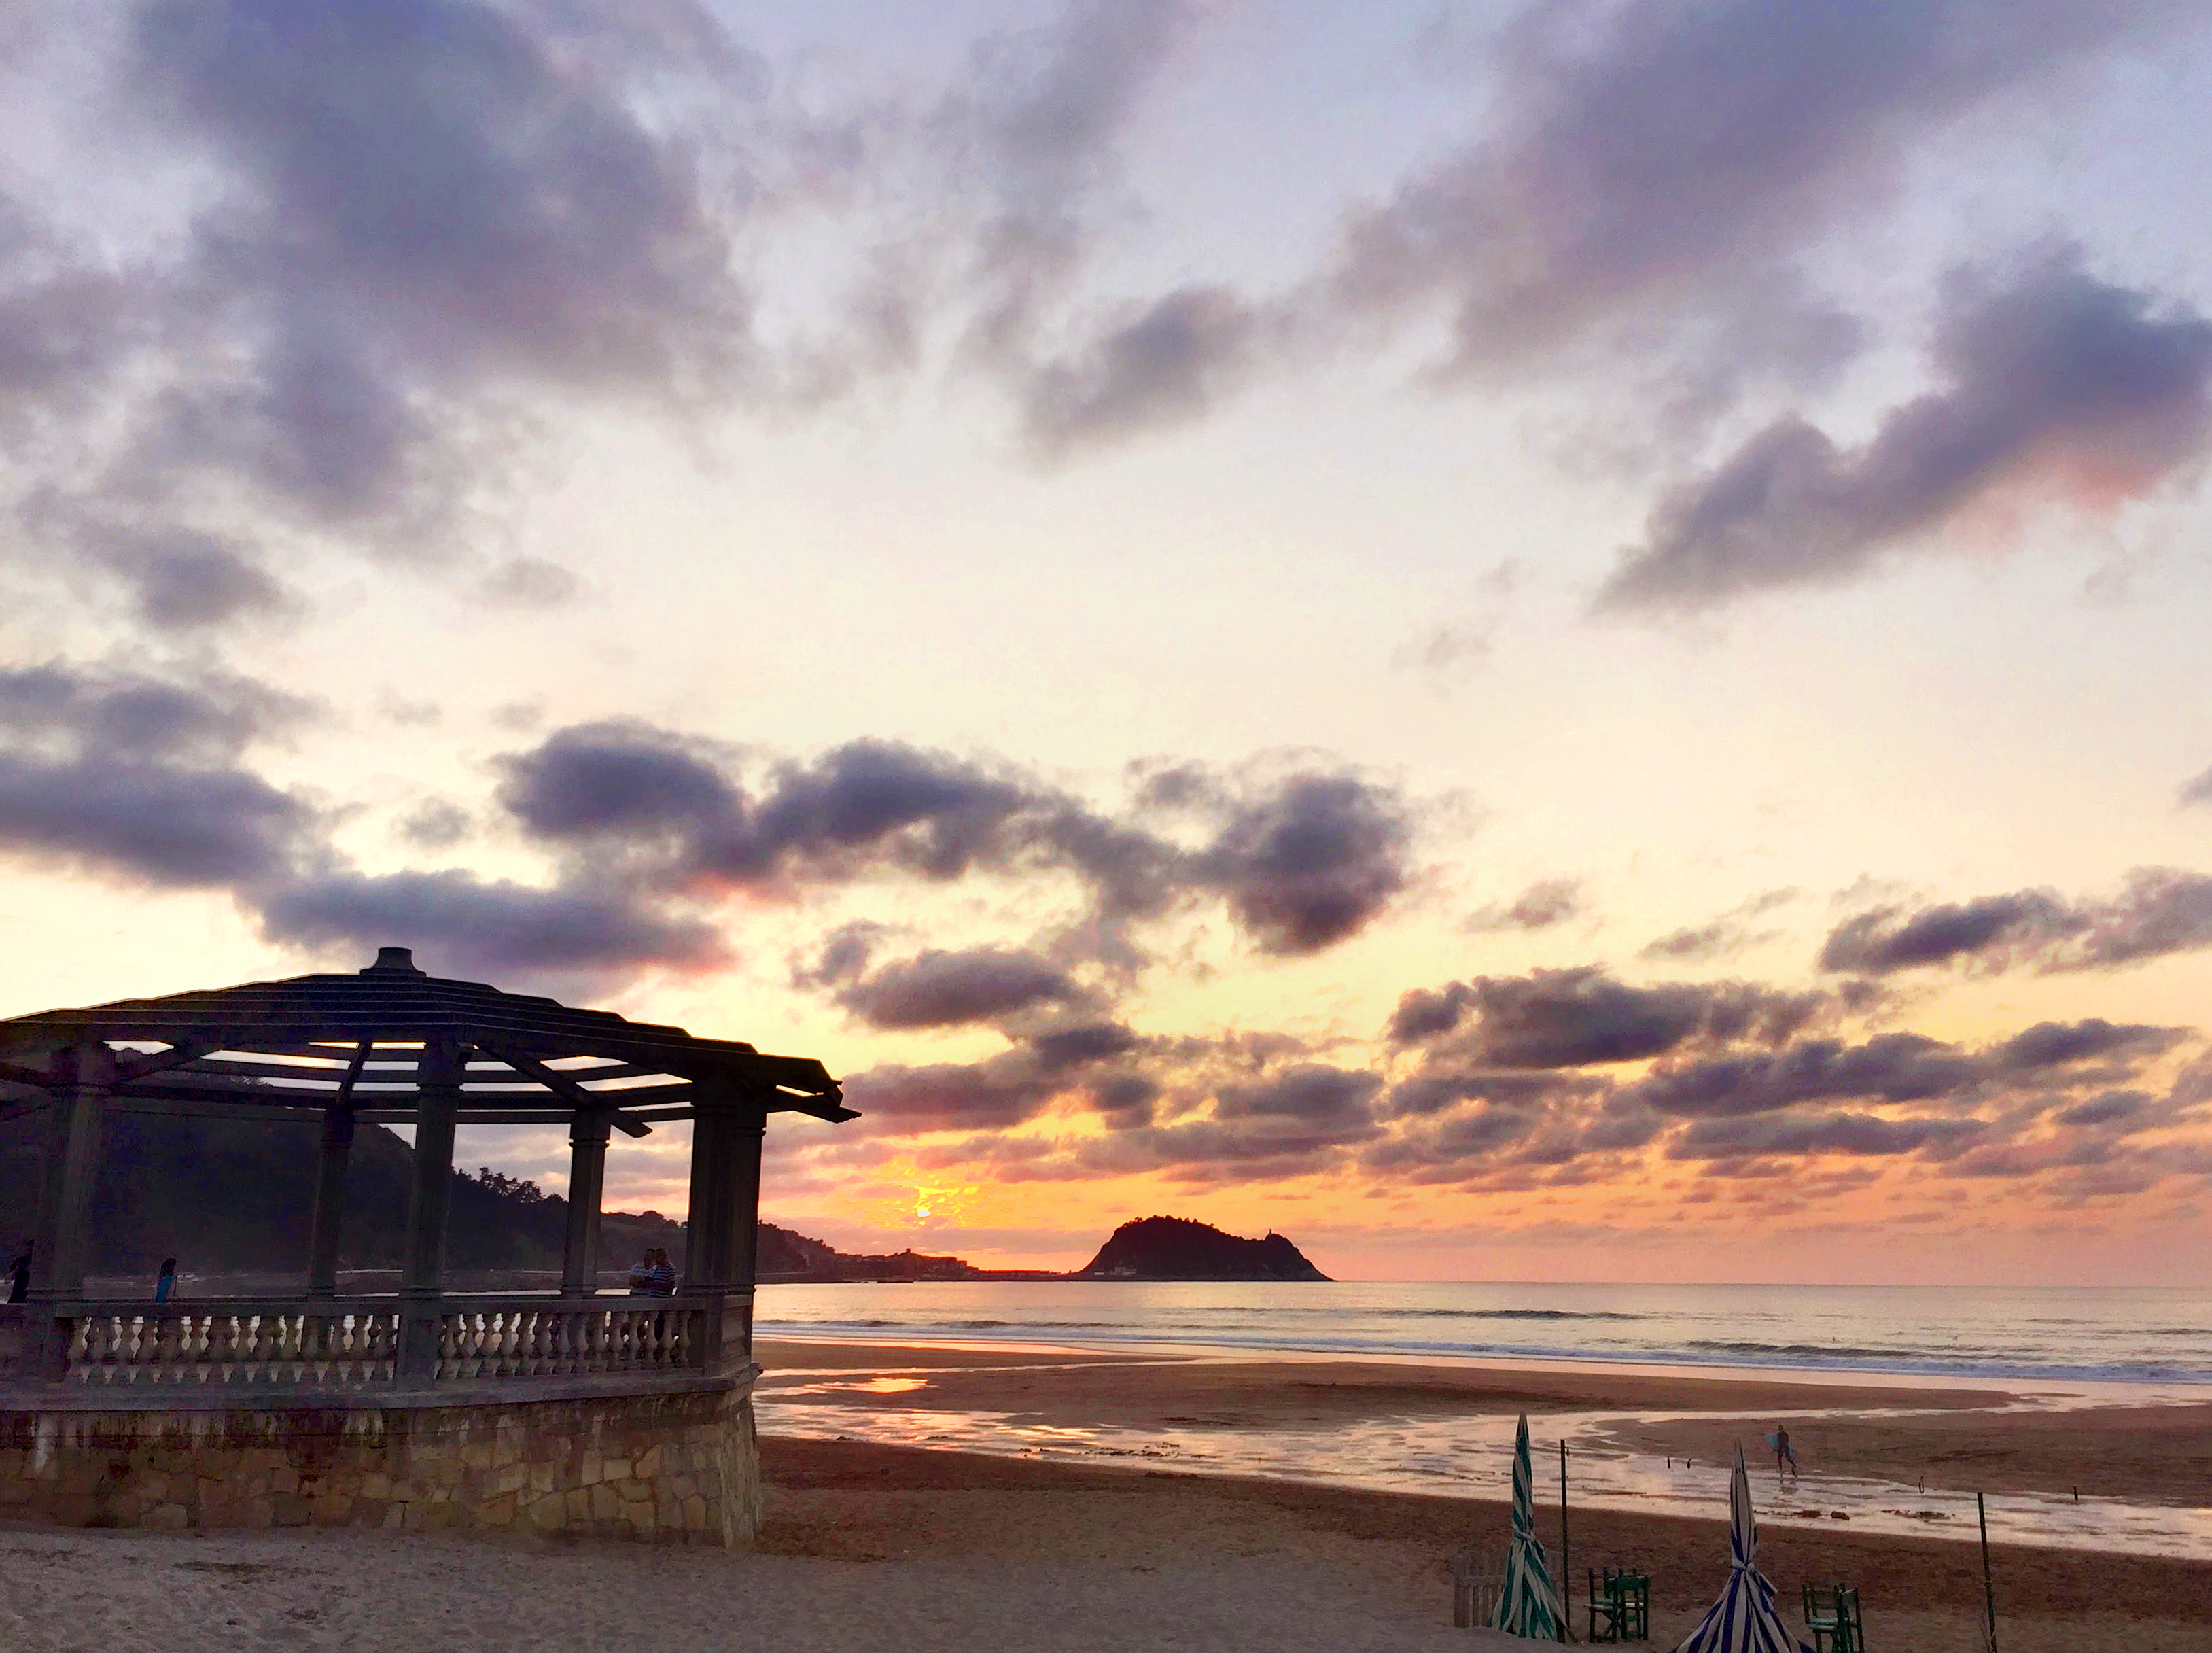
(4, 0, 2212, 1284)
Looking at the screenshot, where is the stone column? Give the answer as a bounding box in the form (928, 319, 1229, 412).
(29, 1041, 115, 1304)
(559, 1111, 610, 1298)
(304, 1102, 355, 1298)
(398, 1039, 461, 1380)
(683, 1083, 765, 1375)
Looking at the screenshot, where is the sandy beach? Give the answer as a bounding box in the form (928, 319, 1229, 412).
(4, 1428, 2206, 1653)
(3, 1340, 2205, 1652)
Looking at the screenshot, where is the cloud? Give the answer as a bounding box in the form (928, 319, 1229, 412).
(1387, 966, 1819, 1067)
(1325, 1, 2190, 377)
(99, 529, 295, 631)
(1628, 1033, 1982, 1119)
(480, 557, 578, 608)
(2055, 1090, 2149, 1128)
(1639, 888, 1798, 962)
(0, 663, 320, 888)
(498, 720, 1413, 957)
(835, 946, 1085, 1030)
(1466, 876, 1583, 933)
(1669, 1110, 1984, 1161)
(1199, 773, 1411, 955)
(1991, 1018, 2184, 1071)
(0, 757, 313, 890)
(0, 0, 764, 634)
(1598, 249, 2212, 610)
(840, 1058, 1066, 1135)
(1019, 285, 1261, 455)
(394, 798, 471, 852)
(1819, 868, 2212, 975)
(957, 0, 1205, 374)
(255, 867, 726, 979)
(497, 720, 741, 843)
(1214, 1063, 1381, 1126)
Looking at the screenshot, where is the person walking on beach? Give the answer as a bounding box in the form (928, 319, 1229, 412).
(1772, 1426, 1798, 1477)
(154, 1257, 177, 1304)
(5, 1240, 29, 1302)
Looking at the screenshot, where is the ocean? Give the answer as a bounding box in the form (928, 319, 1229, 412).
(755, 1278, 2212, 1385)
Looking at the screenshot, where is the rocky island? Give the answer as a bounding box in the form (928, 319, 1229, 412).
(1074, 1215, 1331, 1281)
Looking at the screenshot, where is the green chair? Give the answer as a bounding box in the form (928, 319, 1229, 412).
(1802, 1582, 1864, 1652)
(1589, 1567, 1651, 1641)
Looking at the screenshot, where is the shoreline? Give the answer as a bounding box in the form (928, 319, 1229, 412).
(759, 1326, 2212, 1402)
(754, 1338, 2212, 1561)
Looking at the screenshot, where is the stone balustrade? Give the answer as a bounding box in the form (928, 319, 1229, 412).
(0, 1295, 709, 1398)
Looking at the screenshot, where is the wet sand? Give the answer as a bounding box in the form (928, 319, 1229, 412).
(755, 1338, 2212, 1509)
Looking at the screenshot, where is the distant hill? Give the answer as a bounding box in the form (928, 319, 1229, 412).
(0, 1110, 567, 1276)
(1, 1117, 1324, 1288)
(0, 1111, 1049, 1286)
(1076, 1215, 1330, 1281)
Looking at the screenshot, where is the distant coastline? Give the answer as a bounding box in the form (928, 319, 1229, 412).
(760, 1215, 1329, 1285)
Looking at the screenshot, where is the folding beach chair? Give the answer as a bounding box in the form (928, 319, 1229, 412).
(1802, 1582, 1863, 1652)
(1587, 1567, 1650, 1641)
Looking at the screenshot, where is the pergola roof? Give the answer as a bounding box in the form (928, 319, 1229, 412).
(0, 946, 854, 1132)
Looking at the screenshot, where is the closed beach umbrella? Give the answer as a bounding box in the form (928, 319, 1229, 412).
(1487, 1412, 1566, 1641)
(1672, 1444, 1812, 1653)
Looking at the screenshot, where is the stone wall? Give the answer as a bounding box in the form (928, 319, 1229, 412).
(0, 1380, 761, 1545)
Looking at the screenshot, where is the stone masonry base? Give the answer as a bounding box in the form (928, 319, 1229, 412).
(0, 1382, 762, 1545)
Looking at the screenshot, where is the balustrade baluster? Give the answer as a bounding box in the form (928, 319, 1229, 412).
(116, 1313, 143, 1380)
(71, 1315, 101, 1382)
(279, 1311, 299, 1378)
(250, 1313, 279, 1382)
(206, 1313, 235, 1381)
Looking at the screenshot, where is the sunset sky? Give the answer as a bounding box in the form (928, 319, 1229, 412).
(5, 1, 2212, 1283)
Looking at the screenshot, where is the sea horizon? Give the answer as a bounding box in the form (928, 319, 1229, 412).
(754, 1278, 2212, 1388)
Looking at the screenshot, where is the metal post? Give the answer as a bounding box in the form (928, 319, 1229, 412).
(1560, 1439, 1572, 1643)
(1978, 1491, 1998, 1653)
(304, 1102, 355, 1298)
(398, 1039, 461, 1380)
(559, 1111, 610, 1297)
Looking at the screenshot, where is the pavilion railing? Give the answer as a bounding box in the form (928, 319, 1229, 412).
(435, 1298, 703, 1381)
(0, 1297, 709, 1393)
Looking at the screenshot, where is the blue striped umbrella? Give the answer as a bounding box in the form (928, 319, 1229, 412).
(1487, 1412, 1566, 1641)
(1672, 1444, 1813, 1653)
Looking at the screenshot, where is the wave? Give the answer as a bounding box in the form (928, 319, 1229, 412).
(1366, 1308, 1645, 1323)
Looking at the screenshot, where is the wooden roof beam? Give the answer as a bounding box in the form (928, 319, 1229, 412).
(476, 1041, 656, 1136)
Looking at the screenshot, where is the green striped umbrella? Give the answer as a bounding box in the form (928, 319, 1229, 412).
(1488, 1412, 1566, 1641)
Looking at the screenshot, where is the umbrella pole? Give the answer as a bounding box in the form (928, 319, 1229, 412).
(1978, 1491, 1998, 1652)
(1560, 1439, 1572, 1643)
